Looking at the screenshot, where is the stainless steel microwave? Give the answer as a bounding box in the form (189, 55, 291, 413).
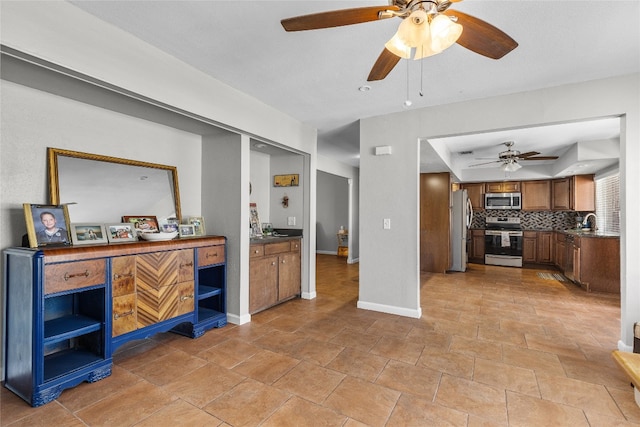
(484, 192, 522, 210)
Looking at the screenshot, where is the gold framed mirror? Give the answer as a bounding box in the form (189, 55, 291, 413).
(48, 148, 181, 223)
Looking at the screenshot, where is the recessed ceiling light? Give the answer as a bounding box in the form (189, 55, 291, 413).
(254, 143, 266, 149)
(358, 85, 371, 92)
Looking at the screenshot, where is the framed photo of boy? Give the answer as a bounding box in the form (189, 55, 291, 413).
(105, 223, 138, 243)
(70, 223, 108, 245)
(23, 203, 71, 248)
(188, 217, 206, 236)
(178, 224, 196, 237)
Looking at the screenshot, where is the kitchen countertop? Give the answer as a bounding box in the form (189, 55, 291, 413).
(478, 227, 620, 238)
(561, 229, 620, 238)
(250, 235, 302, 244)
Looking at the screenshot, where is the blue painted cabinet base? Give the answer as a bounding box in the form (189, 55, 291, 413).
(4, 237, 227, 407)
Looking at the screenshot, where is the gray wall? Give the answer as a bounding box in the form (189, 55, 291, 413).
(316, 171, 349, 253)
(360, 73, 639, 348)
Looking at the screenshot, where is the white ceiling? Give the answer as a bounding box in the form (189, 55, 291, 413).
(70, 1, 639, 176)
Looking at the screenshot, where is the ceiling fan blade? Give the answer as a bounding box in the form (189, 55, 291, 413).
(281, 5, 400, 31)
(367, 48, 401, 81)
(470, 160, 502, 167)
(520, 156, 559, 161)
(517, 151, 541, 158)
(444, 9, 518, 59)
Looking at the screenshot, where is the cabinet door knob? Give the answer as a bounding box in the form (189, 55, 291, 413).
(271, 262, 276, 266)
(113, 272, 134, 280)
(180, 294, 194, 301)
(254, 250, 260, 254)
(281, 259, 286, 264)
(180, 262, 194, 268)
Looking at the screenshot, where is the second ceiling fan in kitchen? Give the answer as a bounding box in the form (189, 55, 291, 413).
(280, 0, 518, 81)
(470, 141, 560, 172)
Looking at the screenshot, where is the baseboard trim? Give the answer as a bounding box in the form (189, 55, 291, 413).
(357, 300, 422, 319)
(227, 313, 250, 325)
(301, 291, 317, 300)
(316, 250, 337, 255)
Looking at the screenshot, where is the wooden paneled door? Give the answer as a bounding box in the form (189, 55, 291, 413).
(420, 173, 451, 273)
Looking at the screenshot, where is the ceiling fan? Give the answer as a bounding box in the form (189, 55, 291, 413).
(470, 141, 559, 172)
(281, 0, 518, 81)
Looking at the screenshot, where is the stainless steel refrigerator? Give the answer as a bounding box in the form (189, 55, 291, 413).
(450, 190, 473, 272)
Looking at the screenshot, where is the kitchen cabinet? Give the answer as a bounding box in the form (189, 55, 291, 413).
(523, 232, 537, 263)
(554, 232, 566, 269)
(469, 229, 485, 263)
(537, 232, 554, 264)
(249, 238, 301, 314)
(523, 231, 553, 264)
(485, 181, 520, 193)
(552, 175, 595, 211)
(3, 236, 227, 406)
(461, 182, 484, 210)
(569, 234, 620, 293)
(521, 180, 551, 210)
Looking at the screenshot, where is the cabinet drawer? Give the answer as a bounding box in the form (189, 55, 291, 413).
(290, 240, 301, 252)
(264, 241, 291, 255)
(112, 294, 137, 337)
(112, 256, 136, 297)
(45, 259, 106, 295)
(250, 245, 264, 258)
(198, 245, 225, 267)
(177, 249, 195, 282)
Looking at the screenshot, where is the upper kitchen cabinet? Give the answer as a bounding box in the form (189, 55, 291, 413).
(485, 181, 521, 193)
(461, 182, 484, 210)
(521, 180, 551, 210)
(552, 175, 595, 211)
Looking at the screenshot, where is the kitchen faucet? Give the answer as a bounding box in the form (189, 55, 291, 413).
(582, 213, 597, 230)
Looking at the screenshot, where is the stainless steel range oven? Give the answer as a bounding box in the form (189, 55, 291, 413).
(485, 217, 523, 267)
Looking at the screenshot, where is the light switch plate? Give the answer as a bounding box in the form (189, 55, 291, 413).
(383, 218, 391, 229)
(287, 216, 296, 226)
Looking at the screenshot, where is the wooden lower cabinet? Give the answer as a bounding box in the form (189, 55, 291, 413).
(537, 232, 554, 264)
(250, 238, 301, 314)
(523, 232, 537, 263)
(523, 231, 554, 265)
(554, 232, 566, 269)
(3, 236, 227, 407)
(469, 229, 485, 263)
(572, 235, 620, 293)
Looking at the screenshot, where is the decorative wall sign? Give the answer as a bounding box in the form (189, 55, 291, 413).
(273, 174, 299, 187)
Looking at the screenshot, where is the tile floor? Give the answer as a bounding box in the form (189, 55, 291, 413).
(2, 255, 639, 426)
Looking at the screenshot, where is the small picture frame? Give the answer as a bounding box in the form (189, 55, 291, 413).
(249, 203, 262, 238)
(189, 217, 206, 236)
(122, 216, 159, 233)
(273, 174, 299, 187)
(23, 204, 71, 248)
(105, 223, 138, 243)
(70, 223, 108, 245)
(178, 224, 196, 237)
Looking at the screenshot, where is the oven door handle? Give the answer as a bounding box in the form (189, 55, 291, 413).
(485, 230, 523, 236)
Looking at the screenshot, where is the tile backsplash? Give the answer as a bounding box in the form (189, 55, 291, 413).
(471, 209, 588, 230)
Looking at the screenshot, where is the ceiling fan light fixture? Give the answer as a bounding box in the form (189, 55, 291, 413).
(429, 14, 463, 52)
(502, 161, 522, 172)
(384, 33, 412, 58)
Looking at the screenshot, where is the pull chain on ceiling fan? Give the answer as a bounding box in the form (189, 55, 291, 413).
(280, 0, 518, 81)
